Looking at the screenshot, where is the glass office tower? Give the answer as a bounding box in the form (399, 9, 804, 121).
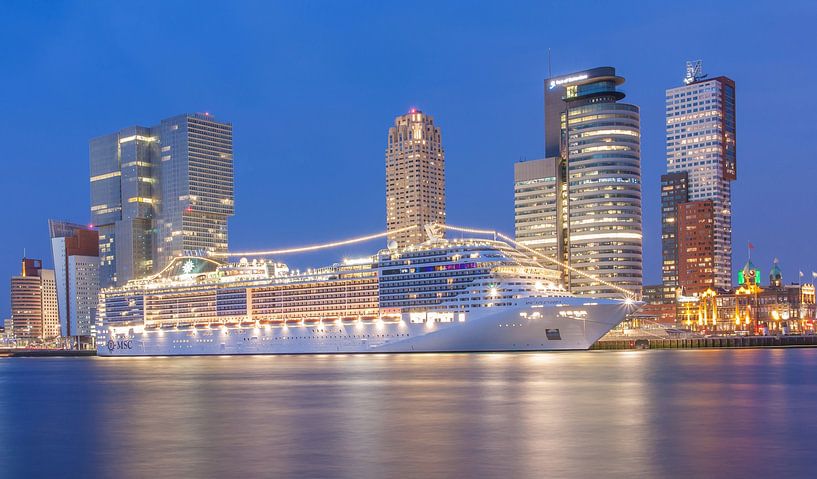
(538, 66, 643, 299)
(90, 113, 233, 286)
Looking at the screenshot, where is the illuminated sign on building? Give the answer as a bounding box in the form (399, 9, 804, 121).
(548, 73, 589, 89)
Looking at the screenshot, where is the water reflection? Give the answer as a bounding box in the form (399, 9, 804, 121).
(1, 349, 816, 478)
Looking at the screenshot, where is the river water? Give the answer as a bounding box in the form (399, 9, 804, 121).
(1, 348, 816, 478)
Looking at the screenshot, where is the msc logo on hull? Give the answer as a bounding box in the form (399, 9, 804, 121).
(106, 339, 133, 353)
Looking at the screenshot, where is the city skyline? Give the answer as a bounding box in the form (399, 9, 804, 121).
(1, 1, 815, 317)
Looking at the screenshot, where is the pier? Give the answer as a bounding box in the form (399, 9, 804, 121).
(0, 349, 96, 358)
(592, 335, 817, 350)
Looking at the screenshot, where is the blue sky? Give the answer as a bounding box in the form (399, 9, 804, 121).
(1, 0, 815, 316)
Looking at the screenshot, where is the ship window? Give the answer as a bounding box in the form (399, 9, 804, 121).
(546, 329, 561, 340)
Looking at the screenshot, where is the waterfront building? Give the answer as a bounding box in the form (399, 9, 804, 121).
(664, 61, 736, 294)
(90, 113, 233, 286)
(514, 158, 559, 261)
(154, 114, 234, 272)
(516, 67, 642, 298)
(0, 318, 9, 340)
(642, 284, 664, 305)
(677, 200, 716, 293)
(660, 172, 689, 300)
(386, 109, 445, 247)
(90, 126, 159, 287)
(49, 220, 100, 349)
(676, 258, 815, 334)
(9, 258, 59, 341)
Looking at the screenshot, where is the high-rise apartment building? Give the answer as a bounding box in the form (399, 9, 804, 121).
(664, 61, 736, 294)
(386, 109, 445, 246)
(9, 258, 59, 341)
(90, 113, 233, 286)
(49, 220, 100, 348)
(517, 67, 642, 298)
(660, 172, 689, 300)
(514, 158, 560, 261)
(676, 200, 716, 293)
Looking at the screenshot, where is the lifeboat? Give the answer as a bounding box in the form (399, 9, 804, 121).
(361, 316, 378, 322)
(285, 318, 303, 326)
(341, 317, 357, 324)
(304, 317, 320, 325)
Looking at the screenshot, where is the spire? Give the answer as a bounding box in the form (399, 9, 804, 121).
(769, 258, 783, 287)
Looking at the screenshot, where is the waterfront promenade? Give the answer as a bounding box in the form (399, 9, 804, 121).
(4, 335, 817, 357)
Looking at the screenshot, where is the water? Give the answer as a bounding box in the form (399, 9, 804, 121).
(1, 349, 816, 479)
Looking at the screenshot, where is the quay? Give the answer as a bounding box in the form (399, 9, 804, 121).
(592, 335, 817, 350)
(4, 337, 817, 356)
(0, 349, 96, 358)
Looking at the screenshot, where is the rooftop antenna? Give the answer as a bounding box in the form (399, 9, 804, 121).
(548, 48, 553, 79)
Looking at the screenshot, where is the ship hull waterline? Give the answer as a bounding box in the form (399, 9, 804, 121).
(97, 302, 634, 357)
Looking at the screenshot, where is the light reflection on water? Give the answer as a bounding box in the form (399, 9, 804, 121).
(1, 349, 816, 478)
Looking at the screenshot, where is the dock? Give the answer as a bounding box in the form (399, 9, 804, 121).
(0, 349, 97, 358)
(592, 335, 817, 350)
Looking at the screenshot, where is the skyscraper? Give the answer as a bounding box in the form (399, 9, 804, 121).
(514, 158, 560, 262)
(90, 113, 233, 286)
(385, 109, 445, 246)
(10, 258, 59, 341)
(90, 126, 159, 287)
(518, 67, 642, 298)
(154, 114, 234, 272)
(664, 61, 736, 294)
(49, 220, 100, 348)
(660, 172, 689, 300)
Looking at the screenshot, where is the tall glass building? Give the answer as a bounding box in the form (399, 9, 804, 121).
(90, 113, 233, 286)
(154, 114, 234, 272)
(660, 172, 689, 301)
(664, 61, 736, 293)
(519, 66, 642, 299)
(90, 126, 159, 287)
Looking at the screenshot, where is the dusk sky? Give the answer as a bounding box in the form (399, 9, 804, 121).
(1, 1, 815, 316)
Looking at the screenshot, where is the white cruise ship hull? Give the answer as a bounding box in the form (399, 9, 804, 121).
(97, 300, 635, 357)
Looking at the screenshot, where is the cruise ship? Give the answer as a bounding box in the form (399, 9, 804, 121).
(96, 232, 640, 356)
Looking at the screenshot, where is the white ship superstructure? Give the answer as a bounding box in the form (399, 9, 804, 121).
(97, 234, 639, 356)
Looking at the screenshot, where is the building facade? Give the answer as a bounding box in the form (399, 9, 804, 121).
(386, 109, 445, 247)
(676, 200, 716, 294)
(664, 61, 736, 294)
(49, 220, 100, 348)
(678, 259, 816, 334)
(90, 126, 159, 287)
(520, 67, 642, 298)
(90, 113, 233, 286)
(9, 258, 59, 341)
(514, 158, 560, 263)
(659, 172, 689, 300)
(154, 114, 234, 272)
